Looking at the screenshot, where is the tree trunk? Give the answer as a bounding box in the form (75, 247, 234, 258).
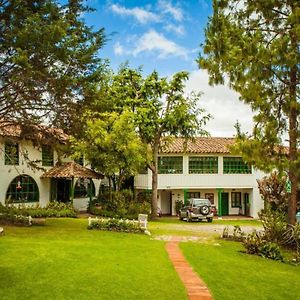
(287, 36, 298, 225)
(151, 140, 159, 220)
(287, 97, 297, 225)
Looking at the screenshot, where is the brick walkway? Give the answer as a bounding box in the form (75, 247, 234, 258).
(165, 237, 213, 300)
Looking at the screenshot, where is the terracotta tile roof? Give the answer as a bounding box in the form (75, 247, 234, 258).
(0, 121, 68, 143)
(41, 162, 104, 179)
(161, 137, 236, 154)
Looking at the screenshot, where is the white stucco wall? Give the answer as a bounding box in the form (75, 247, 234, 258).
(0, 137, 101, 209)
(135, 154, 266, 217)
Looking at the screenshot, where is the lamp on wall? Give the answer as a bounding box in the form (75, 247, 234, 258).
(16, 180, 22, 189)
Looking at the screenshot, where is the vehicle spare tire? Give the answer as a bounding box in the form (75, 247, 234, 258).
(200, 205, 210, 215)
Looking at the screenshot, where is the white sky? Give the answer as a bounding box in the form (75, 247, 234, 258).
(185, 70, 254, 137)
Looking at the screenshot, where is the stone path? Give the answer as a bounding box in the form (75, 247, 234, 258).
(165, 237, 213, 300)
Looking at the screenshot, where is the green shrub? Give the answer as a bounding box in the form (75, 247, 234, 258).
(175, 200, 183, 215)
(259, 209, 287, 245)
(0, 202, 77, 218)
(0, 212, 31, 226)
(243, 231, 265, 255)
(243, 231, 283, 261)
(87, 217, 145, 233)
(88, 190, 151, 219)
(259, 242, 283, 261)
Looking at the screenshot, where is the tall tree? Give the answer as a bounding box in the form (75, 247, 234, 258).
(74, 66, 210, 219)
(72, 110, 147, 191)
(134, 70, 210, 219)
(199, 0, 299, 224)
(0, 0, 105, 132)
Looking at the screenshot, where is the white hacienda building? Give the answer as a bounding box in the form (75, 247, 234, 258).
(135, 137, 266, 218)
(0, 123, 102, 211)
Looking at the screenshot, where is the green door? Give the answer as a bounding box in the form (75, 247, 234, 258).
(221, 193, 229, 216)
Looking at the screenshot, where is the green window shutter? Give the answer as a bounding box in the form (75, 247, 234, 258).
(42, 145, 54, 166)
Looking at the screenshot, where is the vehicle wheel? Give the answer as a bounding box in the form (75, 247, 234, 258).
(207, 217, 213, 223)
(179, 212, 184, 220)
(200, 205, 210, 216)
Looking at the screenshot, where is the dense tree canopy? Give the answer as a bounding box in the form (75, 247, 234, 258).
(199, 0, 299, 224)
(74, 66, 210, 218)
(0, 0, 105, 132)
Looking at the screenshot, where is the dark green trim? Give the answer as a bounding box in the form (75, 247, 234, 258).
(217, 188, 223, 217)
(183, 188, 188, 204)
(70, 178, 74, 203)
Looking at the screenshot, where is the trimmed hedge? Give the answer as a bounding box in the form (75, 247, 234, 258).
(0, 213, 32, 226)
(0, 202, 78, 218)
(88, 217, 145, 234)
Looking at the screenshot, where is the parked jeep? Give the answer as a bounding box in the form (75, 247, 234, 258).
(179, 198, 213, 222)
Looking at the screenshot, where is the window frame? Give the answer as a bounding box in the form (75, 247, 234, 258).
(187, 192, 200, 199)
(42, 145, 54, 166)
(223, 157, 252, 174)
(6, 175, 39, 203)
(189, 156, 218, 174)
(231, 192, 242, 208)
(158, 156, 183, 174)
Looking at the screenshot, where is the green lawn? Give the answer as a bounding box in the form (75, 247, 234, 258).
(181, 240, 300, 300)
(148, 217, 262, 237)
(0, 218, 187, 300)
(1, 217, 298, 300)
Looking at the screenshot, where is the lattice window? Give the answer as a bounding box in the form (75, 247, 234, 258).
(158, 156, 183, 174)
(6, 175, 39, 203)
(5, 142, 19, 165)
(223, 157, 251, 174)
(189, 156, 218, 174)
(42, 145, 54, 166)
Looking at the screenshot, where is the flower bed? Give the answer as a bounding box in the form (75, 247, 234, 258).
(87, 217, 145, 234)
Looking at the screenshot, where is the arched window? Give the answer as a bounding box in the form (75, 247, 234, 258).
(6, 175, 39, 203)
(74, 178, 95, 198)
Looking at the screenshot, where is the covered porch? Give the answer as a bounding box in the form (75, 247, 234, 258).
(41, 162, 103, 211)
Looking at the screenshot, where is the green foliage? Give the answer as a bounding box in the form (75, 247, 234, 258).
(243, 232, 283, 262)
(199, 0, 300, 224)
(175, 200, 183, 215)
(72, 110, 147, 188)
(0, 0, 105, 130)
(87, 217, 145, 233)
(259, 242, 283, 261)
(243, 231, 265, 255)
(0, 212, 31, 226)
(259, 209, 287, 245)
(0, 202, 77, 218)
(73, 65, 210, 218)
(257, 172, 289, 212)
(89, 190, 151, 219)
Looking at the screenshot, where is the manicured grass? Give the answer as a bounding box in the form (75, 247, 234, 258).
(148, 217, 262, 237)
(0, 218, 187, 300)
(152, 216, 262, 226)
(181, 240, 300, 300)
